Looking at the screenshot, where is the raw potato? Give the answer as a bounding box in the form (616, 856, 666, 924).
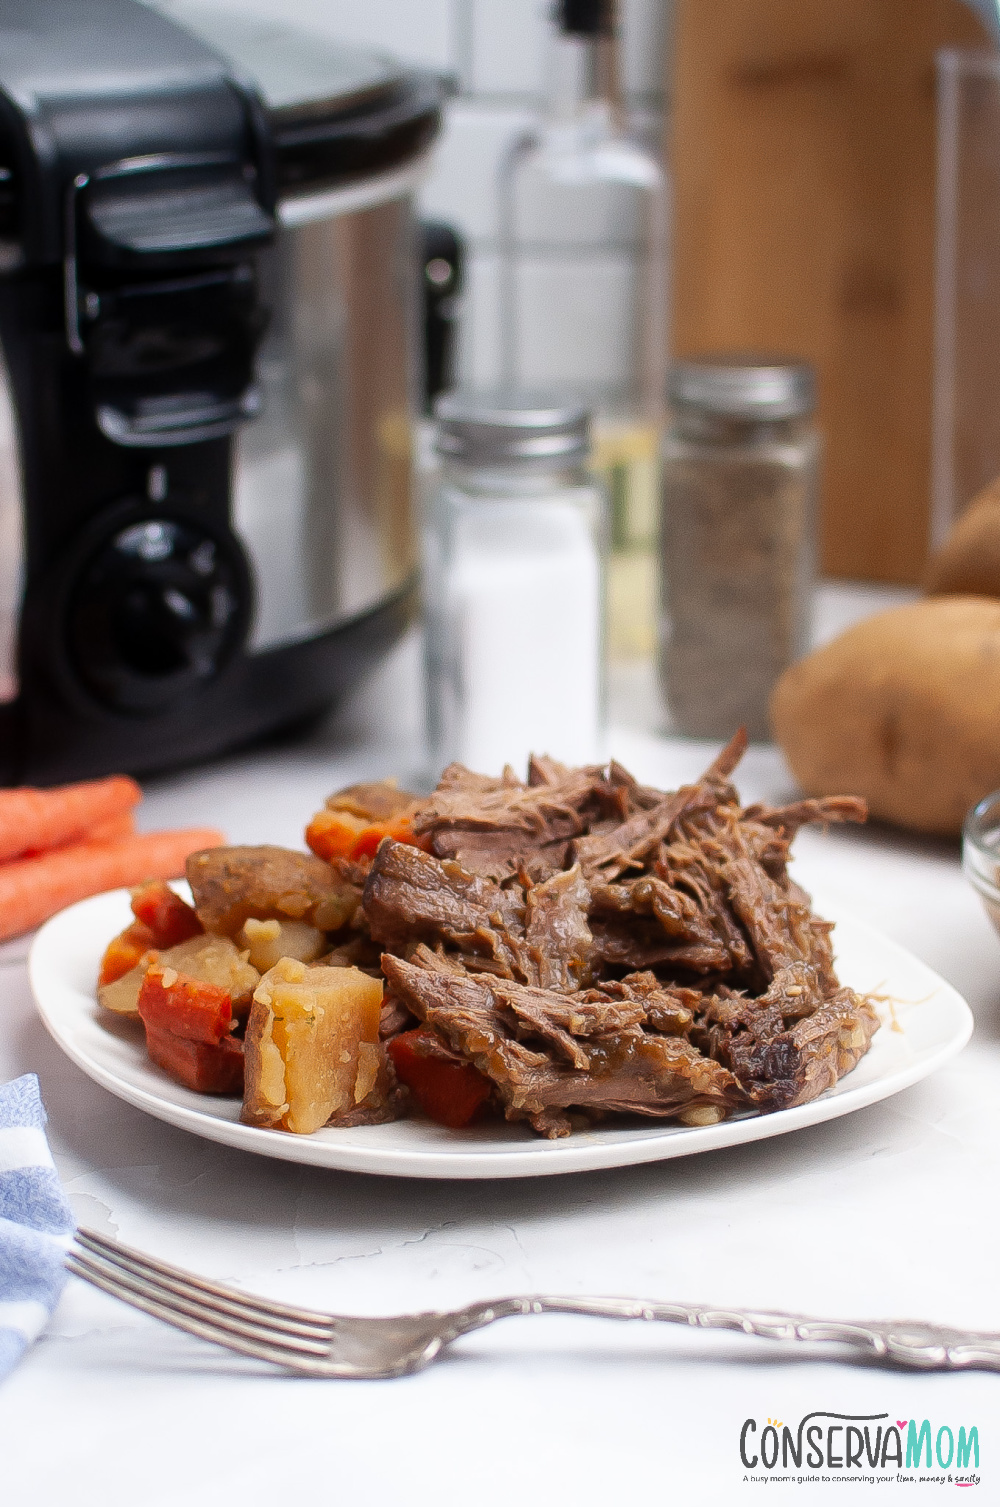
(98, 934, 260, 1018)
(770, 596, 1000, 835)
(242, 958, 383, 1134)
(237, 917, 326, 972)
(925, 475, 1000, 599)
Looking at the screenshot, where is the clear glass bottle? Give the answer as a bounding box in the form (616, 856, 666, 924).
(497, 0, 667, 659)
(659, 357, 819, 742)
(425, 391, 606, 777)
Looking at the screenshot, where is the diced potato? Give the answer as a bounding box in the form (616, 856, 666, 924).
(97, 934, 260, 1018)
(242, 959, 383, 1135)
(98, 955, 156, 1016)
(237, 917, 326, 973)
(158, 935, 260, 1011)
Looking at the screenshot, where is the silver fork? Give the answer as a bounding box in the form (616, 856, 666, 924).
(66, 1227, 1000, 1379)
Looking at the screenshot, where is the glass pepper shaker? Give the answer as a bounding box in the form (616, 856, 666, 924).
(659, 356, 818, 742)
(425, 391, 606, 776)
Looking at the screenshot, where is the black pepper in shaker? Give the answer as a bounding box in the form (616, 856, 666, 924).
(659, 355, 818, 742)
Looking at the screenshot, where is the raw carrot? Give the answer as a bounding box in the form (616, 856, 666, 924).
(82, 811, 137, 845)
(0, 827, 224, 941)
(0, 775, 141, 864)
(22, 810, 137, 857)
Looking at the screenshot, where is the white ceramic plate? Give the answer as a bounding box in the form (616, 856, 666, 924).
(29, 887, 973, 1180)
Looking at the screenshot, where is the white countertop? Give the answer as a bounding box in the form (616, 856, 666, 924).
(2, 585, 998, 1505)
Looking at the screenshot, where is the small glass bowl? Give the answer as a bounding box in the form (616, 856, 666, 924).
(963, 789, 1000, 936)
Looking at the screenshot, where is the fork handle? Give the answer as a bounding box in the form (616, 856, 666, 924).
(447, 1296, 1000, 1372)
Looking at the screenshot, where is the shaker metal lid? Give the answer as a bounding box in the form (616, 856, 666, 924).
(668, 355, 815, 419)
(434, 390, 591, 464)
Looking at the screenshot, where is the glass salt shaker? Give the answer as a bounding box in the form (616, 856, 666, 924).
(425, 392, 606, 777)
(659, 356, 818, 742)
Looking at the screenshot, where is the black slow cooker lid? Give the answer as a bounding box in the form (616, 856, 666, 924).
(155, 2, 443, 195)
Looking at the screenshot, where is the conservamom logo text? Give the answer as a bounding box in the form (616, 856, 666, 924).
(740, 1411, 980, 1475)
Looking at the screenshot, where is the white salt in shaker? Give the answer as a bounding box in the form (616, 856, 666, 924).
(425, 392, 606, 776)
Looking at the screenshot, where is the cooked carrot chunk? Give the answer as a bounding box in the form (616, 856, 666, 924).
(387, 1028, 491, 1128)
(144, 1024, 244, 1095)
(130, 879, 203, 948)
(98, 919, 156, 986)
(305, 809, 420, 863)
(137, 963, 232, 1045)
(137, 962, 242, 1093)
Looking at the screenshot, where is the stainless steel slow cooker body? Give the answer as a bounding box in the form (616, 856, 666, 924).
(0, 1, 440, 782)
(179, 6, 429, 655)
(237, 180, 419, 655)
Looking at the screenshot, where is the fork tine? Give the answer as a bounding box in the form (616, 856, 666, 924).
(66, 1250, 331, 1374)
(73, 1247, 331, 1356)
(69, 1242, 333, 1356)
(74, 1228, 332, 1335)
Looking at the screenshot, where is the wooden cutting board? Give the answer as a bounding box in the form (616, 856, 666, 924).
(668, 0, 991, 583)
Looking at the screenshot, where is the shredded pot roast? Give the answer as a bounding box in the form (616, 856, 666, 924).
(357, 730, 878, 1138)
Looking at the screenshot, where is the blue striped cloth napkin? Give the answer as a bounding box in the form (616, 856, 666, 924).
(0, 1074, 74, 1379)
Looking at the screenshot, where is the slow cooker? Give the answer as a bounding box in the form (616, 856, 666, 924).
(0, 0, 440, 783)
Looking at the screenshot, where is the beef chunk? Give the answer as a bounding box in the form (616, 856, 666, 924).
(424, 828, 571, 883)
(589, 872, 744, 972)
(339, 737, 881, 1139)
(718, 831, 837, 988)
(590, 918, 732, 974)
(742, 795, 868, 842)
(382, 952, 744, 1138)
(320, 934, 384, 974)
(379, 991, 417, 1040)
(572, 730, 748, 879)
(363, 842, 596, 992)
(715, 985, 880, 1111)
(740, 796, 867, 883)
(572, 786, 705, 879)
(363, 839, 528, 978)
(412, 760, 612, 881)
(578, 972, 701, 1035)
(523, 865, 594, 990)
(604, 759, 665, 815)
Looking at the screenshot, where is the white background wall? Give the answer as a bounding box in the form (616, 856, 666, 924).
(171, 0, 670, 386)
